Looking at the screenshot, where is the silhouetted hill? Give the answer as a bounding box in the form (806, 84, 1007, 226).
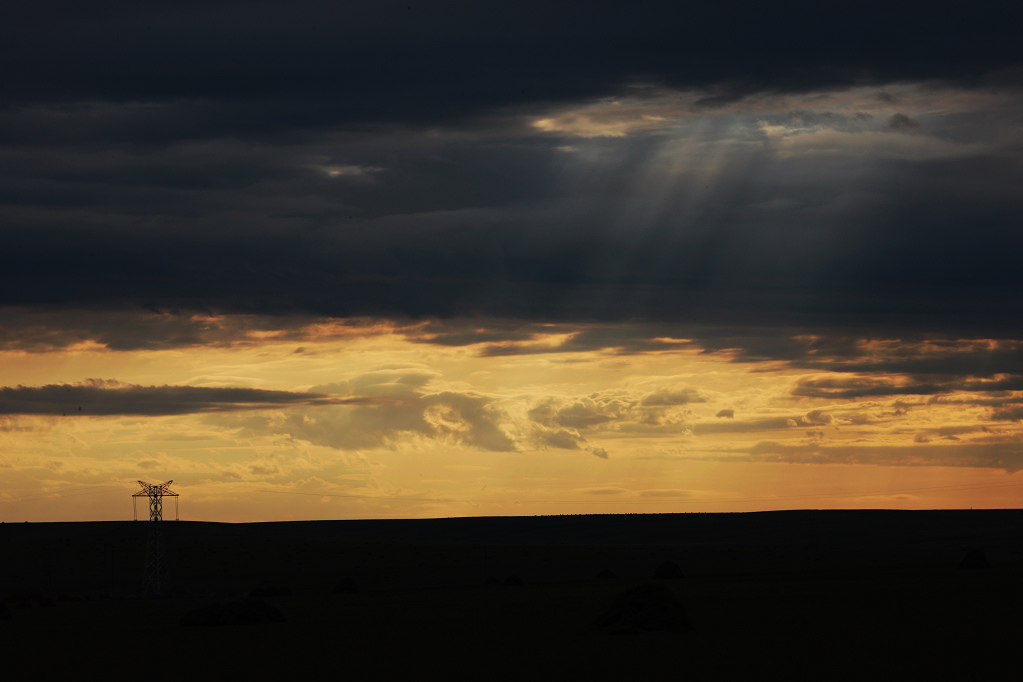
(232, 509, 1023, 548)
(3, 510, 1022, 677)
(5, 509, 1022, 549)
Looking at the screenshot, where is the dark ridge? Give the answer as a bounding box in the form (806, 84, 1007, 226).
(3, 509, 1023, 549)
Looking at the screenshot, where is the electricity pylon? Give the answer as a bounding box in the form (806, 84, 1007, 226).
(133, 480, 178, 597)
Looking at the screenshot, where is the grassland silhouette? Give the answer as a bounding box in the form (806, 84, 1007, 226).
(2, 510, 1020, 676)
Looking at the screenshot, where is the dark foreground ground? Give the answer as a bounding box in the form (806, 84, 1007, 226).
(3, 510, 1022, 678)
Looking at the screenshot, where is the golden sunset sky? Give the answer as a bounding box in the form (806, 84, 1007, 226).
(3, 3, 1023, 520)
(5, 314, 1023, 521)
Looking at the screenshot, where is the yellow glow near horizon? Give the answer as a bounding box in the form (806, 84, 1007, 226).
(3, 320, 1023, 522)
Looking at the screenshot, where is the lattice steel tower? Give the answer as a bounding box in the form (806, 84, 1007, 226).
(133, 480, 178, 597)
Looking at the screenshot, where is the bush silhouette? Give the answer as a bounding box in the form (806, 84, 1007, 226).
(959, 547, 992, 569)
(591, 583, 690, 634)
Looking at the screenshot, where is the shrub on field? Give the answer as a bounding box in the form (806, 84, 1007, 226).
(591, 583, 690, 635)
(959, 547, 992, 569)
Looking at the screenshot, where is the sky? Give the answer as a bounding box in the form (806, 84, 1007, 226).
(3, 1, 1023, 521)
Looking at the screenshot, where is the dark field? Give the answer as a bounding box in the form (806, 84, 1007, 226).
(3, 510, 1022, 678)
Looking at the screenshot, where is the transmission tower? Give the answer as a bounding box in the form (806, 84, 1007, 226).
(133, 480, 178, 597)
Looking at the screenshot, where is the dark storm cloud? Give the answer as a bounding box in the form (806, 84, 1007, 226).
(785, 341, 1023, 400)
(694, 336, 1023, 403)
(0, 308, 276, 352)
(2, 1, 1023, 358)
(7, 139, 1023, 336)
(0, 379, 347, 416)
(887, 113, 922, 130)
(408, 320, 569, 348)
(783, 340, 1023, 377)
(4, 2, 1020, 125)
(0, 308, 400, 352)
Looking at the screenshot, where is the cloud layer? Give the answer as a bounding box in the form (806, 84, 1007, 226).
(0, 379, 341, 416)
(0, 3, 1021, 339)
(4, 3, 1023, 519)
